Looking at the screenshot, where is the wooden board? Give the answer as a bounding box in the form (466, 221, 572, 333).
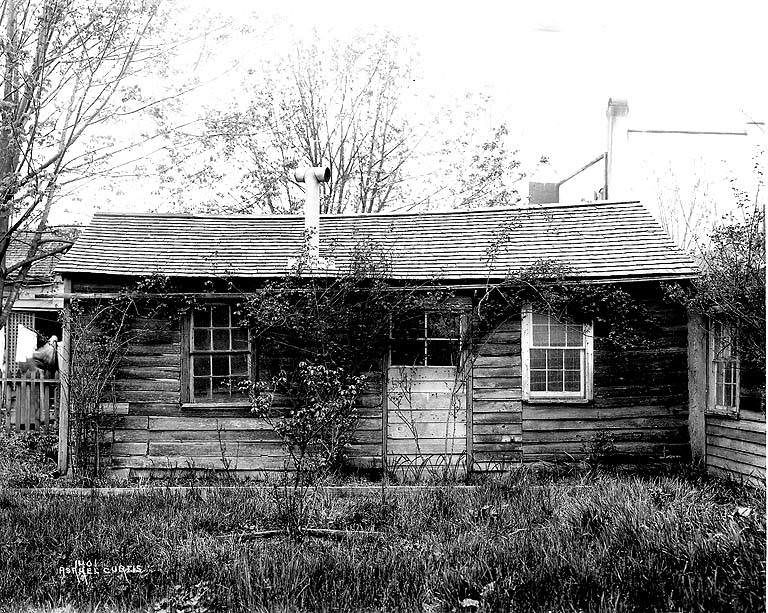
(386, 366, 466, 463)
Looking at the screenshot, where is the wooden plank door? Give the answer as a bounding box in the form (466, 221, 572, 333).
(385, 365, 467, 477)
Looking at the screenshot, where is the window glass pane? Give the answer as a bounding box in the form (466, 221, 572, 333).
(530, 370, 546, 391)
(231, 353, 248, 376)
(532, 324, 548, 346)
(193, 307, 211, 327)
(211, 305, 230, 327)
(564, 370, 581, 392)
(547, 370, 563, 392)
(530, 349, 546, 369)
(563, 349, 580, 370)
(550, 322, 566, 346)
(232, 328, 248, 350)
(532, 312, 549, 325)
(193, 329, 210, 351)
(212, 355, 229, 377)
(565, 324, 583, 347)
(392, 313, 424, 339)
(427, 313, 459, 338)
(193, 377, 210, 399)
(715, 362, 724, 387)
(427, 340, 457, 366)
(193, 355, 210, 377)
(547, 349, 564, 370)
(213, 329, 230, 350)
(391, 340, 425, 366)
(716, 383, 724, 406)
(212, 377, 233, 397)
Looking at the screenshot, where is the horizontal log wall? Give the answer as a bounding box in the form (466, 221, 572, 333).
(522, 290, 690, 462)
(86, 303, 382, 477)
(706, 411, 766, 483)
(72, 276, 701, 476)
(471, 319, 522, 468)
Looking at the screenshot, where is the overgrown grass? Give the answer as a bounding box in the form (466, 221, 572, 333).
(0, 469, 764, 612)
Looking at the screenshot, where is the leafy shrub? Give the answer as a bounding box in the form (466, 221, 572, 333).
(250, 362, 366, 475)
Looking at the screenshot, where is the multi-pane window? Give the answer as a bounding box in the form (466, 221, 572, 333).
(190, 304, 249, 401)
(710, 320, 739, 413)
(522, 307, 593, 400)
(390, 312, 460, 367)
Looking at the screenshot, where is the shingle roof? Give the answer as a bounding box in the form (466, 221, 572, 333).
(7, 226, 80, 285)
(56, 201, 697, 282)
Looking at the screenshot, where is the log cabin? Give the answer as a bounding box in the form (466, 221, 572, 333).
(52, 200, 764, 481)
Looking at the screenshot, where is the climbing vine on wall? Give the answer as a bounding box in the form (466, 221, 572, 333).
(475, 260, 659, 351)
(64, 275, 201, 480)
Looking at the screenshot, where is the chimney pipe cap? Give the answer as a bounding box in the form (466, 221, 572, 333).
(294, 166, 331, 183)
(606, 98, 629, 117)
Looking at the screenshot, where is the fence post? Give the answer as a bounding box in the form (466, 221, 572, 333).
(20, 376, 27, 431)
(37, 371, 44, 430)
(57, 279, 72, 474)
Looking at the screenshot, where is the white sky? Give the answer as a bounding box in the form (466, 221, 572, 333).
(55, 0, 767, 228)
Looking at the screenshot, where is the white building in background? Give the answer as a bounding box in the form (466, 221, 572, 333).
(531, 98, 765, 251)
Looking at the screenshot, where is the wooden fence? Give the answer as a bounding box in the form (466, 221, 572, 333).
(1, 371, 60, 432)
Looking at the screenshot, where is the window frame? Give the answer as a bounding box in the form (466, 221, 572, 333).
(389, 310, 463, 368)
(183, 303, 253, 406)
(521, 304, 594, 403)
(706, 319, 740, 418)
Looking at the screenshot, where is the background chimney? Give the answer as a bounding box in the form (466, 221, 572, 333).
(294, 165, 331, 263)
(606, 98, 630, 200)
(528, 181, 560, 204)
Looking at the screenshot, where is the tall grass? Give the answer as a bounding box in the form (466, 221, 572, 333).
(0, 470, 764, 612)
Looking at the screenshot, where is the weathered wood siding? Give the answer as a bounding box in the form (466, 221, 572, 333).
(71, 294, 383, 477)
(103, 391, 383, 478)
(386, 366, 466, 473)
(471, 319, 522, 469)
(71, 277, 696, 476)
(705, 360, 766, 484)
(522, 290, 690, 462)
(705, 411, 766, 483)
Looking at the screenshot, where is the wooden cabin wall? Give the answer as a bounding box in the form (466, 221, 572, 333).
(521, 286, 690, 463)
(705, 362, 766, 484)
(70, 276, 693, 476)
(68, 277, 382, 478)
(471, 318, 523, 469)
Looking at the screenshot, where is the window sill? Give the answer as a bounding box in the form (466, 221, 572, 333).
(388, 365, 458, 370)
(705, 406, 739, 419)
(524, 397, 592, 405)
(182, 401, 251, 410)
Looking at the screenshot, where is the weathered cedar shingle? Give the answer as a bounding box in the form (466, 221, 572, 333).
(7, 226, 80, 284)
(56, 201, 697, 281)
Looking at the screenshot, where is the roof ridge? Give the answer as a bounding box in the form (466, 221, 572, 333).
(91, 200, 643, 221)
(92, 212, 304, 220)
(321, 200, 642, 218)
